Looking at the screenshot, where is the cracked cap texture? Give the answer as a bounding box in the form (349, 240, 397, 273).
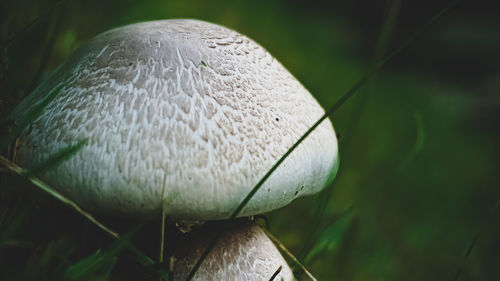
(18, 19, 339, 220)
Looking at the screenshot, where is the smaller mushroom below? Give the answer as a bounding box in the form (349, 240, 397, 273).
(173, 220, 293, 281)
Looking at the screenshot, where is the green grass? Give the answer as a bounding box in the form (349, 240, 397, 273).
(1, 0, 499, 280)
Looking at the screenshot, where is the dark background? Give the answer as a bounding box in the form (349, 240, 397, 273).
(1, 0, 499, 280)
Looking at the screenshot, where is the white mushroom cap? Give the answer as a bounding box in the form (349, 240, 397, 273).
(173, 221, 294, 281)
(17, 19, 339, 220)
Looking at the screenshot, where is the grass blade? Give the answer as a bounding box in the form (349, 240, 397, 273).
(22, 140, 87, 177)
(159, 174, 169, 281)
(63, 224, 142, 281)
(303, 209, 354, 265)
(184, 1, 461, 280)
(400, 111, 426, 170)
(298, 182, 336, 260)
(268, 265, 282, 281)
(28, 6, 66, 93)
(0, 208, 30, 248)
(1, 0, 70, 50)
(0, 154, 170, 279)
(0, 154, 119, 238)
(452, 198, 500, 281)
(341, 0, 400, 149)
(263, 228, 317, 281)
(0, 82, 65, 149)
(63, 249, 116, 281)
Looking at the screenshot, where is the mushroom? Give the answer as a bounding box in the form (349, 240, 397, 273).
(16, 19, 339, 220)
(173, 220, 293, 281)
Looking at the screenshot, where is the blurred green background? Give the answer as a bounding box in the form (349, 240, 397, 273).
(1, 0, 499, 280)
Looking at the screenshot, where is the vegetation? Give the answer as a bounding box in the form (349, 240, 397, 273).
(1, 0, 498, 280)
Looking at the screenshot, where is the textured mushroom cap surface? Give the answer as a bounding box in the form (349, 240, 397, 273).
(173, 221, 293, 281)
(17, 19, 339, 220)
